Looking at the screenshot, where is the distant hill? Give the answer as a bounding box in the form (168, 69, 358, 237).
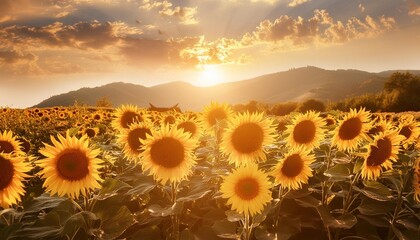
(33, 66, 420, 111)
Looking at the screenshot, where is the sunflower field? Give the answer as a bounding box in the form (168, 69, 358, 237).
(0, 104, 419, 240)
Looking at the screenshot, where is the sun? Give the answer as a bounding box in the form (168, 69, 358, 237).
(197, 65, 224, 87)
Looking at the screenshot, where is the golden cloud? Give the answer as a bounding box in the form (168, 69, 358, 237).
(288, 0, 311, 7)
(140, 0, 199, 25)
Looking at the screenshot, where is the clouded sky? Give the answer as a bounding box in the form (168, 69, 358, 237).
(1, 0, 420, 108)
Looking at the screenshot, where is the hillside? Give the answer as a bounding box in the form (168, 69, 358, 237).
(33, 66, 417, 111)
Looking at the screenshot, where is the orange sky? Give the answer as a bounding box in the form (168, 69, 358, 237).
(1, 0, 420, 108)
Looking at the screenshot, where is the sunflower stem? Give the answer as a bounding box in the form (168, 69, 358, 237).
(386, 164, 413, 240)
(71, 198, 84, 212)
(1, 214, 10, 226)
(243, 213, 252, 240)
(170, 182, 179, 240)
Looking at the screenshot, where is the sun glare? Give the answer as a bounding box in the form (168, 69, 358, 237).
(197, 65, 224, 87)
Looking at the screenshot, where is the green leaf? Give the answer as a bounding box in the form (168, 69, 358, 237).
(62, 211, 99, 237)
(324, 164, 352, 181)
(316, 206, 357, 229)
(294, 195, 322, 208)
(212, 219, 238, 237)
(95, 178, 132, 200)
(24, 194, 68, 213)
(333, 151, 352, 164)
(225, 210, 243, 222)
(254, 226, 277, 240)
(148, 202, 184, 217)
(99, 206, 135, 239)
(357, 198, 394, 215)
(353, 158, 364, 174)
(126, 225, 161, 240)
(356, 181, 392, 202)
(126, 174, 157, 196)
(357, 214, 389, 228)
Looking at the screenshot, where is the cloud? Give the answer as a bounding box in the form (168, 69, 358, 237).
(407, 0, 420, 16)
(241, 9, 396, 48)
(1, 21, 141, 50)
(140, 0, 199, 25)
(288, 0, 311, 7)
(0, 49, 41, 74)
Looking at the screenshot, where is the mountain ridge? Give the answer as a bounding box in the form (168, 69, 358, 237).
(33, 67, 420, 111)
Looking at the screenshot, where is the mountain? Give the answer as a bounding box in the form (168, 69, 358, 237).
(33, 66, 418, 111)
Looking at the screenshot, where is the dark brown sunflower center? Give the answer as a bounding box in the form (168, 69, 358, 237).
(366, 137, 392, 167)
(0, 156, 14, 190)
(150, 137, 185, 168)
(293, 120, 316, 144)
(93, 114, 101, 120)
(178, 122, 197, 136)
(164, 116, 176, 125)
(207, 109, 227, 126)
(368, 125, 384, 136)
(281, 154, 304, 178)
(128, 128, 151, 153)
(120, 111, 142, 128)
(399, 126, 412, 139)
(56, 150, 89, 181)
(338, 117, 362, 140)
(0, 140, 15, 154)
(234, 177, 260, 200)
(231, 123, 264, 154)
(85, 129, 96, 138)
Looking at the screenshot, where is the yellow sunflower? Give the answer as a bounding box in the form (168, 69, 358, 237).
(83, 127, 100, 138)
(397, 117, 420, 149)
(413, 157, 420, 203)
(201, 102, 233, 129)
(285, 111, 326, 150)
(175, 116, 202, 140)
(38, 132, 103, 199)
(270, 147, 315, 190)
(0, 153, 31, 208)
(117, 122, 153, 163)
(0, 130, 24, 155)
(112, 105, 149, 131)
(220, 112, 277, 166)
(332, 108, 372, 152)
(361, 131, 405, 180)
(220, 164, 272, 217)
(368, 117, 394, 136)
(140, 124, 197, 185)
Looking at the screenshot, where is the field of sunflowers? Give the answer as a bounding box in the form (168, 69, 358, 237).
(0, 103, 419, 240)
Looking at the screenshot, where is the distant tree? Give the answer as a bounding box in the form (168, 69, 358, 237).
(297, 99, 326, 113)
(270, 102, 298, 116)
(96, 97, 112, 108)
(383, 72, 420, 111)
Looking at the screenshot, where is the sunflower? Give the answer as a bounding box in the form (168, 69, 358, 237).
(83, 127, 100, 138)
(332, 108, 372, 152)
(117, 122, 153, 163)
(112, 105, 148, 131)
(270, 147, 315, 190)
(220, 164, 272, 217)
(38, 132, 103, 199)
(220, 112, 277, 166)
(201, 102, 233, 129)
(0, 153, 31, 208)
(285, 111, 326, 150)
(0, 130, 23, 155)
(397, 117, 420, 149)
(413, 157, 420, 203)
(361, 131, 405, 180)
(140, 124, 197, 184)
(175, 116, 202, 140)
(368, 117, 394, 136)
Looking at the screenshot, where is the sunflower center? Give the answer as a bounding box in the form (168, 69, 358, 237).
(234, 177, 260, 200)
(150, 137, 185, 168)
(293, 120, 316, 144)
(231, 123, 264, 154)
(0, 156, 14, 190)
(367, 137, 392, 167)
(207, 109, 227, 126)
(120, 111, 141, 128)
(368, 125, 384, 135)
(178, 122, 197, 136)
(399, 126, 412, 139)
(164, 116, 176, 125)
(281, 154, 304, 178)
(0, 140, 15, 154)
(338, 117, 362, 140)
(128, 128, 151, 153)
(56, 149, 89, 181)
(85, 129, 96, 138)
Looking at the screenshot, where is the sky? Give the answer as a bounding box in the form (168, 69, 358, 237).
(1, 0, 420, 108)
